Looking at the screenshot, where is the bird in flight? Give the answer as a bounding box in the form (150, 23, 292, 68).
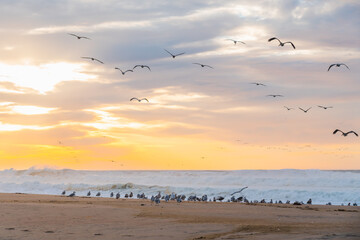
(193, 63, 213, 69)
(226, 39, 246, 45)
(267, 94, 283, 98)
(268, 37, 296, 49)
(68, 33, 90, 40)
(299, 107, 312, 113)
(284, 106, 293, 111)
(328, 63, 350, 71)
(130, 97, 149, 102)
(318, 105, 333, 110)
(82, 57, 104, 64)
(231, 186, 248, 196)
(333, 129, 358, 137)
(164, 49, 185, 58)
(251, 82, 266, 86)
(133, 65, 151, 71)
(115, 67, 133, 75)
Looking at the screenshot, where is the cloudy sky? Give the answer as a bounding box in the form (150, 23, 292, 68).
(0, 0, 359, 170)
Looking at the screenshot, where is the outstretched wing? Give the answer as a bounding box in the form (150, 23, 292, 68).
(305, 107, 312, 112)
(204, 65, 214, 69)
(133, 65, 141, 69)
(193, 63, 201, 66)
(140, 98, 149, 102)
(268, 37, 281, 43)
(328, 64, 336, 71)
(347, 131, 358, 137)
(174, 52, 185, 57)
(124, 69, 133, 73)
(164, 49, 174, 57)
(284, 41, 296, 49)
(333, 129, 343, 135)
(144, 65, 151, 71)
(340, 63, 350, 70)
(68, 33, 79, 38)
(94, 58, 104, 64)
(231, 186, 248, 196)
(130, 98, 139, 101)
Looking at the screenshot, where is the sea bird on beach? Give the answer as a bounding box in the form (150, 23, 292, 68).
(333, 129, 358, 137)
(328, 63, 350, 71)
(130, 97, 149, 102)
(299, 107, 312, 113)
(133, 65, 151, 71)
(68, 33, 90, 40)
(231, 186, 248, 196)
(267, 94, 283, 98)
(318, 105, 333, 110)
(87, 191, 91, 196)
(96, 192, 101, 197)
(110, 192, 114, 198)
(226, 39, 246, 45)
(115, 67, 133, 75)
(284, 106, 293, 111)
(116, 193, 120, 199)
(193, 63, 213, 69)
(251, 82, 266, 86)
(68, 191, 76, 197)
(268, 37, 296, 49)
(164, 49, 185, 58)
(61, 190, 66, 195)
(82, 57, 104, 64)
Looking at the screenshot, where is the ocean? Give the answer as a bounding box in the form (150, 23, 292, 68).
(0, 168, 359, 205)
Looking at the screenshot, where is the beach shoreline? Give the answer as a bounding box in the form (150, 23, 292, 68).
(0, 193, 359, 240)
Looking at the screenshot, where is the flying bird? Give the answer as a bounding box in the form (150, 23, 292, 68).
(164, 49, 185, 58)
(193, 63, 213, 69)
(328, 63, 350, 71)
(226, 39, 246, 45)
(267, 94, 283, 98)
(284, 106, 293, 111)
(268, 37, 296, 49)
(115, 67, 133, 75)
(318, 105, 333, 110)
(299, 107, 312, 113)
(68, 33, 90, 40)
(231, 187, 248, 196)
(82, 57, 104, 64)
(333, 129, 358, 137)
(133, 65, 151, 71)
(251, 82, 266, 86)
(130, 97, 149, 102)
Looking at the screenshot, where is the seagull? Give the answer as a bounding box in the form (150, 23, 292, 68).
(299, 107, 312, 113)
(193, 63, 213, 69)
(68, 191, 76, 197)
(328, 63, 350, 71)
(231, 186, 248, 196)
(110, 192, 114, 198)
(133, 65, 151, 71)
(268, 37, 296, 49)
(82, 57, 104, 64)
(87, 191, 91, 196)
(333, 129, 358, 137)
(251, 82, 266, 86)
(267, 94, 283, 98)
(164, 49, 185, 58)
(96, 192, 101, 197)
(284, 106, 293, 110)
(130, 97, 149, 102)
(226, 39, 246, 45)
(61, 190, 66, 195)
(68, 33, 90, 40)
(115, 67, 133, 75)
(318, 105, 333, 110)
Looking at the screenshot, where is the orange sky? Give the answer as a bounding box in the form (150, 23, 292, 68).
(0, 1, 359, 170)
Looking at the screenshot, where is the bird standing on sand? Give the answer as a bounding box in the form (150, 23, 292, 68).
(130, 97, 149, 102)
(226, 39, 246, 45)
(116, 193, 120, 199)
(328, 63, 350, 71)
(68, 33, 90, 40)
(96, 192, 101, 197)
(68, 191, 76, 197)
(87, 191, 91, 196)
(115, 67, 133, 75)
(333, 129, 358, 137)
(164, 49, 185, 58)
(268, 37, 296, 49)
(82, 57, 104, 64)
(110, 192, 114, 198)
(61, 190, 66, 195)
(193, 63, 213, 69)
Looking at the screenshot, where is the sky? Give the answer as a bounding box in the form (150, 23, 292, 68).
(0, 0, 359, 170)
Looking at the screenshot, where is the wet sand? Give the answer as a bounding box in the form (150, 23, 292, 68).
(0, 193, 359, 240)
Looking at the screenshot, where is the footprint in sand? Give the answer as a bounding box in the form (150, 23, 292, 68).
(5, 228, 15, 230)
(45, 231, 55, 233)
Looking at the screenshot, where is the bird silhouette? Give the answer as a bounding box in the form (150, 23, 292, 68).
(318, 105, 333, 110)
(115, 67, 133, 75)
(231, 186, 248, 196)
(82, 57, 104, 64)
(268, 37, 295, 49)
(61, 190, 66, 195)
(226, 39, 246, 45)
(133, 65, 151, 71)
(267, 94, 283, 97)
(328, 63, 350, 71)
(68, 33, 90, 40)
(193, 63, 213, 69)
(87, 191, 91, 196)
(251, 82, 266, 86)
(284, 106, 293, 110)
(130, 97, 149, 102)
(299, 107, 312, 113)
(333, 129, 358, 137)
(164, 49, 185, 58)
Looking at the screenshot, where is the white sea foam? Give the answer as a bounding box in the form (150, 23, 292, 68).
(0, 168, 359, 205)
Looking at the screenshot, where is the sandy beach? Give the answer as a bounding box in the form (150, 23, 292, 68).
(0, 193, 359, 240)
